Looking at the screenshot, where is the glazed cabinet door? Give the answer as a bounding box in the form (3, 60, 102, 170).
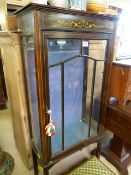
(43, 34, 108, 159)
(21, 33, 110, 163)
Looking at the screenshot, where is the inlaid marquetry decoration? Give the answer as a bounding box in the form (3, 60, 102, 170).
(42, 14, 114, 31)
(57, 19, 104, 29)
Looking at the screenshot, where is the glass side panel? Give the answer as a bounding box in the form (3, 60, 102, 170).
(23, 37, 41, 150)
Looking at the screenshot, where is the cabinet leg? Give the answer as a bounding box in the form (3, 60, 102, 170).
(32, 150, 39, 175)
(91, 142, 101, 159)
(101, 135, 131, 175)
(44, 168, 49, 175)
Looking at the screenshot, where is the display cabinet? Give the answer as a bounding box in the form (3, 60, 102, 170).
(15, 3, 120, 174)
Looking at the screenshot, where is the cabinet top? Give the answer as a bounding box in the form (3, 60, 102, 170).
(113, 59, 131, 66)
(14, 2, 120, 21)
(108, 102, 131, 117)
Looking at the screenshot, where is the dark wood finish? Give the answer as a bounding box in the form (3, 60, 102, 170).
(101, 135, 131, 175)
(105, 102, 131, 144)
(32, 149, 39, 175)
(14, 2, 120, 20)
(0, 80, 6, 109)
(0, 53, 7, 109)
(51, 135, 100, 161)
(102, 102, 131, 175)
(34, 11, 50, 165)
(7, 4, 23, 15)
(7, 3, 23, 11)
(102, 59, 131, 175)
(108, 60, 131, 105)
(41, 13, 114, 32)
(109, 135, 129, 159)
(15, 3, 120, 175)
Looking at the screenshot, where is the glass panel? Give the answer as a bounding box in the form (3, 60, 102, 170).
(23, 37, 41, 150)
(48, 39, 81, 65)
(48, 39, 81, 154)
(88, 40, 107, 60)
(64, 57, 88, 149)
(49, 65, 62, 154)
(84, 40, 107, 136)
(47, 38, 107, 155)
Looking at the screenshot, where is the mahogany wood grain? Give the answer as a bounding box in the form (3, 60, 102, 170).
(15, 3, 120, 175)
(109, 61, 131, 105)
(102, 102, 131, 175)
(105, 102, 131, 145)
(101, 135, 131, 175)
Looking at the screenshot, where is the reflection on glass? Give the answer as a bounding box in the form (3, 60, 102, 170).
(88, 40, 107, 60)
(48, 39, 81, 65)
(48, 39, 81, 154)
(49, 66, 62, 154)
(23, 37, 41, 150)
(64, 57, 88, 149)
(47, 39, 107, 155)
(84, 40, 107, 136)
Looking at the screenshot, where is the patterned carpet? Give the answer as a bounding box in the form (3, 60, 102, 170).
(67, 156, 115, 175)
(0, 148, 14, 175)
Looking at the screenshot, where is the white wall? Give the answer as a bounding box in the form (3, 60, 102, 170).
(109, 0, 131, 9)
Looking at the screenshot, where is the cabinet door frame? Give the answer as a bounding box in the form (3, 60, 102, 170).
(39, 31, 114, 164)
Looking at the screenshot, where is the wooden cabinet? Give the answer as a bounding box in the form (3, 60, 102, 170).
(0, 32, 33, 168)
(14, 3, 120, 174)
(105, 103, 131, 144)
(103, 102, 131, 175)
(103, 60, 131, 174)
(109, 60, 131, 105)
